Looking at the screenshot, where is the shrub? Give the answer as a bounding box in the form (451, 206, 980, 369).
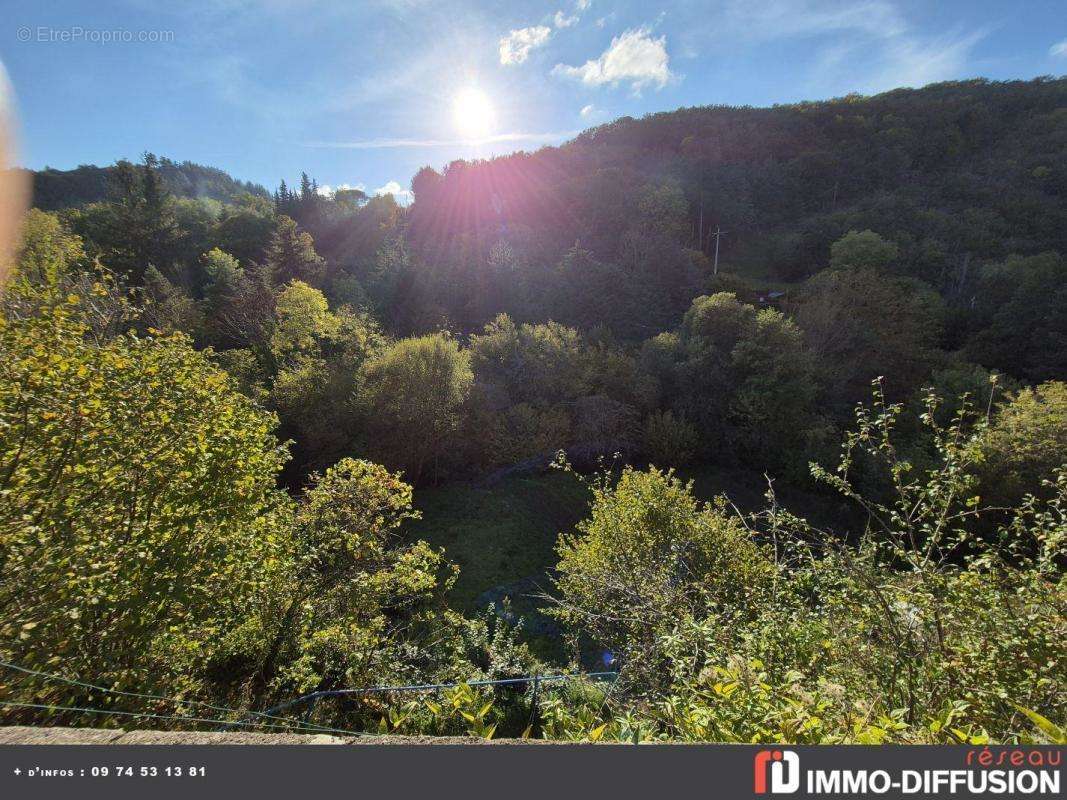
(0, 296, 288, 711)
(547, 383, 1064, 742)
(360, 333, 473, 484)
(552, 465, 775, 693)
(642, 410, 697, 467)
(980, 380, 1067, 507)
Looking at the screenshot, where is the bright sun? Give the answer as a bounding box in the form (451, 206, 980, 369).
(452, 87, 495, 140)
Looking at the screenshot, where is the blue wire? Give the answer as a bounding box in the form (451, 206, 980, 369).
(0, 659, 357, 736)
(1, 657, 617, 737)
(241, 671, 619, 725)
(0, 699, 362, 737)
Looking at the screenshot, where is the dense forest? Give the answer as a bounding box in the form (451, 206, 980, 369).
(0, 78, 1064, 743)
(24, 156, 270, 211)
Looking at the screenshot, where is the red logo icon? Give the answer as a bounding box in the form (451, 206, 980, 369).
(754, 750, 800, 794)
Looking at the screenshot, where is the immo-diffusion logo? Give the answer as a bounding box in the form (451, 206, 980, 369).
(754, 750, 801, 794)
(752, 747, 1061, 796)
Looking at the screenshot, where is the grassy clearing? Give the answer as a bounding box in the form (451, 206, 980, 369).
(405, 462, 849, 615)
(405, 470, 592, 612)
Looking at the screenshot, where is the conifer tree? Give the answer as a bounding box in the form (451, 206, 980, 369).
(265, 215, 326, 286)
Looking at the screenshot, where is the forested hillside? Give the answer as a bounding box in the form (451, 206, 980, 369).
(1, 77, 1064, 744)
(25, 155, 269, 211)
(396, 77, 1066, 335)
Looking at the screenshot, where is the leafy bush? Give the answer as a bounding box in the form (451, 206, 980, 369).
(546, 383, 1064, 742)
(980, 380, 1067, 507)
(642, 409, 698, 467)
(551, 464, 775, 693)
(830, 229, 899, 272)
(0, 295, 288, 711)
(360, 333, 472, 484)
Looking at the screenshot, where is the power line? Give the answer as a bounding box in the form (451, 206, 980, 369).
(1, 658, 618, 739)
(0, 699, 360, 737)
(233, 672, 619, 729)
(0, 659, 357, 737)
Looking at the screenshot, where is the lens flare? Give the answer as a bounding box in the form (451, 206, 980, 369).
(452, 87, 495, 141)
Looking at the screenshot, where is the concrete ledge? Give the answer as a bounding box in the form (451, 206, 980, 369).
(0, 726, 553, 745)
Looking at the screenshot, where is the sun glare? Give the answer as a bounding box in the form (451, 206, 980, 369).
(452, 87, 495, 141)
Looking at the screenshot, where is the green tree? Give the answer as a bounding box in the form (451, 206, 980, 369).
(140, 265, 200, 334)
(207, 262, 276, 352)
(635, 182, 689, 241)
(967, 253, 1067, 383)
(200, 248, 244, 314)
(236, 458, 457, 708)
(672, 293, 760, 453)
(91, 154, 181, 282)
(0, 296, 289, 703)
(729, 307, 823, 471)
(642, 410, 698, 467)
(334, 187, 368, 207)
(669, 293, 822, 469)
(795, 269, 943, 407)
(469, 314, 589, 406)
(980, 381, 1067, 507)
(360, 333, 473, 484)
(11, 209, 85, 289)
(265, 216, 326, 286)
(211, 195, 276, 266)
(299, 172, 314, 205)
(269, 280, 340, 363)
(830, 229, 899, 271)
(267, 303, 382, 475)
(553, 465, 774, 692)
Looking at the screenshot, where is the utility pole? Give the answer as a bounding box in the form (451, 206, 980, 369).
(710, 226, 727, 275)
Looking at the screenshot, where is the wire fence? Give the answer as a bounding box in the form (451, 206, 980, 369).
(0, 659, 358, 735)
(238, 671, 619, 728)
(0, 659, 618, 739)
(0, 659, 364, 736)
(0, 700, 363, 737)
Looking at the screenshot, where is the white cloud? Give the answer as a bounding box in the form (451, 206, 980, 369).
(706, 1, 985, 95)
(373, 180, 414, 204)
(553, 27, 674, 92)
(722, 0, 907, 42)
(499, 26, 552, 65)
(580, 104, 597, 118)
(1051, 39, 1067, 57)
(315, 182, 365, 197)
(576, 0, 591, 10)
(554, 10, 578, 28)
(864, 28, 987, 92)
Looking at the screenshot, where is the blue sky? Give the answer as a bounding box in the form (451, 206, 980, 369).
(2, 0, 1065, 201)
